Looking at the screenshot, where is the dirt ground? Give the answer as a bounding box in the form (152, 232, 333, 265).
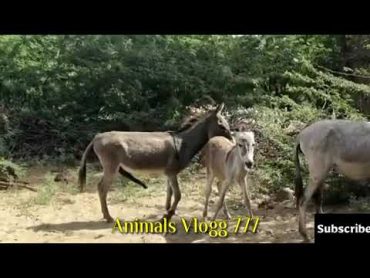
(0, 165, 327, 243)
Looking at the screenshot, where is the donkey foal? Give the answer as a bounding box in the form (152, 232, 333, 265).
(201, 131, 255, 220)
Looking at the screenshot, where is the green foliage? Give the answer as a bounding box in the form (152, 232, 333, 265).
(0, 157, 25, 185)
(32, 174, 58, 205)
(349, 196, 370, 212)
(2, 34, 370, 202)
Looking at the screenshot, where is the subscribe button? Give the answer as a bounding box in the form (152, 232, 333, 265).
(315, 214, 370, 244)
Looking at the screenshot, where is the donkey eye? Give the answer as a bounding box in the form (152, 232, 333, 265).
(238, 144, 243, 147)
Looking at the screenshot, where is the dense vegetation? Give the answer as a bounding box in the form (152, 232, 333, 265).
(1, 35, 370, 200)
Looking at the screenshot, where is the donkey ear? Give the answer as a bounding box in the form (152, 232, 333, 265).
(214, 103, 225, 115)
(238, 125, 247, 132)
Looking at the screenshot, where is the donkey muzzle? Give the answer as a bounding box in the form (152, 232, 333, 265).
(245, 161, 254, 169)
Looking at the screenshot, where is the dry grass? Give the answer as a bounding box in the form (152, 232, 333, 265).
(0, 163, 317, 243)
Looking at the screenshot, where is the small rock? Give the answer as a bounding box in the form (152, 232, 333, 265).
(264, 229, 274, 236)
(283, 121, 306, 136)
(275, 187, 295, 202)
(64, 231, 73, 236)
(54, 170, 70, 184)
(281, 199, 295, 208)
(307, 222, 314, 229)
(257, 196, 275, 209)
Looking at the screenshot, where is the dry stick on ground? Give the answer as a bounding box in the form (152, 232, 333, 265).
(0, 181, 37, 192)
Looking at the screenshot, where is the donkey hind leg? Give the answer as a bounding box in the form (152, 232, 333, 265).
(212, 181, 231, 221)
(165, 178, 173, 212)
(216, 180, 231, 220)
(312, 184, 325, 214)
(239, 176, 253, 218)
(203, 169, 214, 219)
(163, 175, 181, 220)
(299, 160, 330, 241)
(98, 169, 117, 223)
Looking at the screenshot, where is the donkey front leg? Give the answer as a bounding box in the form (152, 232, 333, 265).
(216, 181, 231, 220)
(212, 181, 231, 221)
(163, 175, 181, 220)
(239, 176, 253, 217)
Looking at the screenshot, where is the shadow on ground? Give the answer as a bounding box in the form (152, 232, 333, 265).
(29, 221, 112, 232)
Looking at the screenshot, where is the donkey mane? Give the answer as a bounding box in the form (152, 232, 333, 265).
(172, 112, 209, 134)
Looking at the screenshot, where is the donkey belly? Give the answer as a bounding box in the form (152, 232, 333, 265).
(335, 160, 370, 181)
(118, 152, 169, 175)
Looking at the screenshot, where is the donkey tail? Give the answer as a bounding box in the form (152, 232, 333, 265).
(294, 141, 304, 208)
(78, 139, 95, 192)
(119, 168, 148, 189)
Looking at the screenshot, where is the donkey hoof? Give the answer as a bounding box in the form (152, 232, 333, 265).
(299, 231, 310, 243)
(161, 214, 171, 223)
(203, 216, 211, 221)
(105, 216, 114, 223)
(163, 210, 176, 220)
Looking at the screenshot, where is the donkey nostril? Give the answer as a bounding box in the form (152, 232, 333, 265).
(245, 161, 253, 169)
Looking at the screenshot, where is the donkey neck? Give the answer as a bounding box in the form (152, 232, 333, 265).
(225, 144, 238, 164)
(175, 117, 211, 169)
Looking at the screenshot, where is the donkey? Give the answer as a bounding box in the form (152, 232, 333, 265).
(78, 104, 232, 223)
(295, 119, 370, 241)
(201, 131, 256, 220)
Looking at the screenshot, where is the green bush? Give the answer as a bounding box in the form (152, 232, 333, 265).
(1, 35, 370, 201)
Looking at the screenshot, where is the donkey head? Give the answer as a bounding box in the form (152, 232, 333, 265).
(207, 103, 232, 140)
(234, 131, 255, 170)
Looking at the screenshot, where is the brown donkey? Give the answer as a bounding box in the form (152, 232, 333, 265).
(78, 104, 232, 222)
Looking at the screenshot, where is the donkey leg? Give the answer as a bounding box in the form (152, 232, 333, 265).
(216, 180, 231, 220)
(299, 180, 318, 241)
(312, 184, 325, 214)
(312, 183, 324, 213)
(212, 181, 231, 221)
(239, 176, 253, 218)
(165, 178, 173, 212)
(299, 164, 328, 241)
(98, 172, 115, 223)
(203, 170, 214, 219)
(163, 175, 181, 220)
